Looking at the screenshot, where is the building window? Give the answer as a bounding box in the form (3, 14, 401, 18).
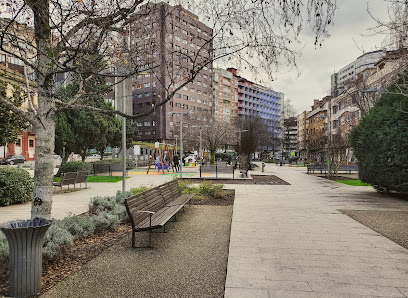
(176, 93, 181, 98)
(144, 121, 151, 126)
(183, 95, 188, 100)
(137, 122, 143, 127)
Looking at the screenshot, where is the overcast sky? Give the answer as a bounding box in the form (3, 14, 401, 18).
(243, 0, 392, 115)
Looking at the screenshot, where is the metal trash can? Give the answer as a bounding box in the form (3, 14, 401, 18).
(1, 218, 52, 298)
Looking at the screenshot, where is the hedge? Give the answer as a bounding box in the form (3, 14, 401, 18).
(349, 76, 408, 193)
(0, 168, 33, 206)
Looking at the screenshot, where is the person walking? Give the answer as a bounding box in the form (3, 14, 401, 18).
(173, 154, 180, 172)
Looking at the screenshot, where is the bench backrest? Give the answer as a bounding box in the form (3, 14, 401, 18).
(93, 164, 110, 174)
(76, 171, 89, 183)
(110, 164, 124, 172)
(159, 180, 181, 204)
(125, 187, 165, 227)
(338, 165, 358, 171)
(61, 172, 77, 185)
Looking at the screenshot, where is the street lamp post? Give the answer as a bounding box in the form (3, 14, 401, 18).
(317, 114, 330, 179)
(121, 79, 126, 193)
(168, 111, 192, 179)
(192, 125, 209, 164)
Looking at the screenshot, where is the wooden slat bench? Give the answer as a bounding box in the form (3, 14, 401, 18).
(337, 165, 358, 174)
(75, 171, 89, 188)
(53, 172, 77, 193)
(124, 180, 194, 248)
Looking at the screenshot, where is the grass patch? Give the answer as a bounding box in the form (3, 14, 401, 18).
(53, 176, 129, 183)
(178, 180, 225, 199)
(335, 179, 371, 186)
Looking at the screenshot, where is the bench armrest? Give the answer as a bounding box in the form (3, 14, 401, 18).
(136, 211, 155, 215)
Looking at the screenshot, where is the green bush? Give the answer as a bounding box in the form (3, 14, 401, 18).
(92, 212, 120, 233)
(88, 191, 131, 223)
(130, 186, 150, 195)
(59, 215, 95, 240)
(349, 76, 408, 193)
(91, 158, 134, 170)
(0, 168, 33, 206)
(60, 161, 92, 174)
(43, 223, 74, 261)
(0, 231, 8, 258)
(215, 152, 234, 162)
(178, 180, 224, 199)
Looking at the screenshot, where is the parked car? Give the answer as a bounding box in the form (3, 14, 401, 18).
(0, 155, 26, 165)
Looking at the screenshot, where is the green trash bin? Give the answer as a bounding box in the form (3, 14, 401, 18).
(1, 218, 52, 298)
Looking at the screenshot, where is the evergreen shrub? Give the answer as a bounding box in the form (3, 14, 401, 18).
(60, 161, 92, 174)
(0, 168, 33, 206)
(91, 158, 134, 170)
(349, 77, 408, 193)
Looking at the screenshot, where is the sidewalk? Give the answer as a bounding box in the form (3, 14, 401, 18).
(0, 164, 243, 223)
(0, 169, 174, 223)
(225, 163, 408, 297)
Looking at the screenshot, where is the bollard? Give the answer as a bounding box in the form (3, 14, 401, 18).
(1, 218, 52, 298)
(262, 162, 265, 172)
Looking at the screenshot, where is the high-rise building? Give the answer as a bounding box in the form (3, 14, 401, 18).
(332, 50, 386, 92)
(226, 68, 282, 142)
(129, 3, 213, 142)
(213, 68, 238, 123)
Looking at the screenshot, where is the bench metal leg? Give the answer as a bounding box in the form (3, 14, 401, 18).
(132, 230, 153, 248)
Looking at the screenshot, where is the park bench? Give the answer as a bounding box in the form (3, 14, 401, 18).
(124, 180, 194, 248)
(75, 171, 89, 189)
(53, 172, 77, 193)
(93, 163, 126, 176)
(336, 164, 358, 174)
(306, 165, 326, 174)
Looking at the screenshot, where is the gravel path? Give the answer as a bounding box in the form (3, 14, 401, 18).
(41, 205, 232, 298)
(340, 210, 408, 250)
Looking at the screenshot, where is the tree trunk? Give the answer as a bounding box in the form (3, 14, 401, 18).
(31, 98, 55, 220)
(30, 0, 56, 220)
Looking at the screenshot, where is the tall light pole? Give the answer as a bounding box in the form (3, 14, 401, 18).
(317, 114, 330, 179)
(121, 78, 126, 193)
(192, 125, 209, 163)
(168, 111, 192, 179)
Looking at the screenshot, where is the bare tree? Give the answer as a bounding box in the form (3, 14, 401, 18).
(0, 0, 336, 219)
(183, 119, 236, 164)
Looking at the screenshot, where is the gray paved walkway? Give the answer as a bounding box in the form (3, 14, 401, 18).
(2, 163, 408, 297)
(0, 170, 173, 223)
(225, 163, 408, 297)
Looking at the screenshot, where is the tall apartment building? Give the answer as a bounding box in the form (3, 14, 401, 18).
(129, 3, 213, 142)
(283, 117, 298, 158)
(213, 68, 238, 123)
(226, 68, 282, 142)
(331, 50, 386, 93)
(297, 111, 309, 160)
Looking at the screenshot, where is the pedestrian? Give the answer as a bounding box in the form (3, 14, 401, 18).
(68, 152, 74, 162)
(173, 154, 180, 172)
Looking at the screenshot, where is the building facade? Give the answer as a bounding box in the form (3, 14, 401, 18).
(297, 111, 309, 160)
(332, 50, 386, 92)
(226, 68, 282, 145)
(129, 3, 213, 142)
(0, 64, 37, 161)
(213, 68, 238, 123)
(283, 116, 298, 159)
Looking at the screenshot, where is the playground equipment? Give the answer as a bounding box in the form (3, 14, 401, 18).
(146, 143, 175, 174)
